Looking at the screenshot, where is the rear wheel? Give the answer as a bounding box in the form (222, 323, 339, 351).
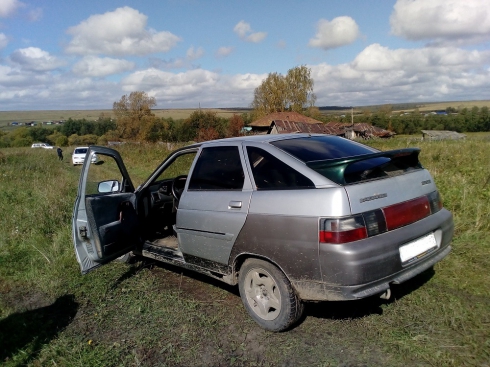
(238, 258, 304, 332)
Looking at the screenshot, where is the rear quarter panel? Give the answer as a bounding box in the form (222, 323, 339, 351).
(229, 187, 350, 281)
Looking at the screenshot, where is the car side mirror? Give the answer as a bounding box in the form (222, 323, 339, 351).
(98, 180, 120, 193)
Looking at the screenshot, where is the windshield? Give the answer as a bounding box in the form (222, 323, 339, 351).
(271, 135, 377, 162)
(75, 148, 88, 154)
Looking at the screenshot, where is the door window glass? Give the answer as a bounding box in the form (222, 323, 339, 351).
(85, 153, 122, 196)
(154, 151, 197, 182)
(188, 146, 244, 190)
(246, 147, 315, 190)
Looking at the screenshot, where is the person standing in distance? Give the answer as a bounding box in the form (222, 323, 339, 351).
(57, 147, 63, 161)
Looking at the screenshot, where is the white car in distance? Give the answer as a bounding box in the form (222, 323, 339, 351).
(72, 146, 98, 166)
(31, 143, 54, 149)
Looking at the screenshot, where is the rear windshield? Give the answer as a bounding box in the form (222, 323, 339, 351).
(271, 136, 421, 185)
(271, 135, 377, 162)
(75, 148, 88, 154)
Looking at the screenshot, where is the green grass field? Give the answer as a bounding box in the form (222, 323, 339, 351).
(0, 136, 489, 366)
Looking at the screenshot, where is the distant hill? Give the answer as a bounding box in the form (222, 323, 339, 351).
(354, 100, 490, 113)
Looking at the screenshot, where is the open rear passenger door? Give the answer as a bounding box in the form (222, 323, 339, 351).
(72, 146, 139, 274)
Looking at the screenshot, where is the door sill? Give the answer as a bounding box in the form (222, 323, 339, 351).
(142, 241, 184, 263)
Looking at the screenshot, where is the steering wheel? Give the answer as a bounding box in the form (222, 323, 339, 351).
(171, 175, 187, 201)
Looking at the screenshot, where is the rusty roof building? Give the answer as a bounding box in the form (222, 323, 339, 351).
(268, 120, 394, 139)
(249, 112, 395, 139)
(249, 112, 323, 132)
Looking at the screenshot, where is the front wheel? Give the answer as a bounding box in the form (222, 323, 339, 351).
(238, 258, 304, 332)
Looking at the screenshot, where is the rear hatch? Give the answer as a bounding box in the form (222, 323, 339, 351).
(304, 148, 436, 213)
(272, 135, 443, 242)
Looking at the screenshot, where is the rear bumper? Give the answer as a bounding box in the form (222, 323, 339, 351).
(292, 208, 453, 301)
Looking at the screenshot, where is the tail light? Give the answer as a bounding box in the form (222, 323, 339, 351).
(427, 190, 443, 213)
(320, 191, 443, 244)
(383, 196, 430, 231)
(320, 216, 367, 244)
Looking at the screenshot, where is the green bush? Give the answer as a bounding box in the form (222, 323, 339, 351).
(55, 135, 69, 147)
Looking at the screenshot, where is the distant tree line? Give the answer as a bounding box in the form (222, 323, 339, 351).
(0, 115, 117, 148)
(0, 98, 251, 148)
(1, 104, 489, 148)
(324, 106, 490, 135)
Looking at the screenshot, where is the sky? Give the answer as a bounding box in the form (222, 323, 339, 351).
(0, 0, 489, 111)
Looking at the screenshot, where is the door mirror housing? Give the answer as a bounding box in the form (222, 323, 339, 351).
(98, 180, 120, 193)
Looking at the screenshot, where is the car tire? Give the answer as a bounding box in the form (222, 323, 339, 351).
(238, 258, 304, 332)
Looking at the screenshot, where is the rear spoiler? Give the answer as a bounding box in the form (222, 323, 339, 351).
(306, 148, 422, 185)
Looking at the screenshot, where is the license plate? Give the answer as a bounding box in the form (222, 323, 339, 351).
(399, 233, 438, 264)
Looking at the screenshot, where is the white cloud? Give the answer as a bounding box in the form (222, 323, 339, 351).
(72, 56, 135, 77)
(2, 41, 489, 110)
(310, 44, 490, 106)
(0, 0, 23, 18)
(0, 33, 8, 49)
(149, 57, 186, 70)
(233, 20, 251, 38)
(65, 6, 181, 56)
(390, 0, 490, 45)
(9, 47, 66, 71)
(149, 46, 204, 70)
(186, 46, 204, 60)
(233, 20, 267, 43)
(216, 46, 233, 58)
(309, 16, 360, 50)
(277, 40, 287, 49)
(27, 6, 42, 21)
(352, 44, 488, 72)
(119, 68, 264, 107)
(0, 64, 122, 109)
(122, 68, 218, 92)
(246, 32, 267, 43)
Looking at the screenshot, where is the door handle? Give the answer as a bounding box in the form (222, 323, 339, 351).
(228, 201, 242, 209)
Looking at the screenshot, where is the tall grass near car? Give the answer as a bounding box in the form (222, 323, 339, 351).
(367, 137, 490, 364)
(0, 148, 79, 294)
(0, 138, 489, 366)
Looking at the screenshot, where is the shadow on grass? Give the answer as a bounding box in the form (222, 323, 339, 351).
(0, 294, 78, 364)
(109, 259, 435, 324)
(111, 257, 239, 296)
(306, 267, 435, 320)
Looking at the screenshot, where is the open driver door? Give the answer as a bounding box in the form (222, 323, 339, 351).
(72, 146, 139, 274)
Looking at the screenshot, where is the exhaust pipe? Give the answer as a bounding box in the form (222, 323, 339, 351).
(380, 288, 391, 300)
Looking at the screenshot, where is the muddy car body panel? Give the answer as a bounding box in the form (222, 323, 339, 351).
(72, 133, 453, 331)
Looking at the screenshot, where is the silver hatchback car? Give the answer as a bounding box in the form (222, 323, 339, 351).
(72, 134, 453, 331)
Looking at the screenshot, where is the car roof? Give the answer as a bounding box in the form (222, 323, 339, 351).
(168, 134, 326, 156)
(200, 133, 327, 146)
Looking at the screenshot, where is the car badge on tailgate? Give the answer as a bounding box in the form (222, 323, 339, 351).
(360, 193, 387, 203)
